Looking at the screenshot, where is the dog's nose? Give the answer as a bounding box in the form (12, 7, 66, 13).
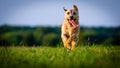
(70, 16, 73, 20)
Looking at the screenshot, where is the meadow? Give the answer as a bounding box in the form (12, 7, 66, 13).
(0, 45, 120, 68)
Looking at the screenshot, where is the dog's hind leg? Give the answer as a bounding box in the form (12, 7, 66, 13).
(71, 37, 79, 50)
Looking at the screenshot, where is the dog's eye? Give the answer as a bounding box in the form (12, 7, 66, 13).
(73, 12, 76, 15)
(67, 12, 69, 15)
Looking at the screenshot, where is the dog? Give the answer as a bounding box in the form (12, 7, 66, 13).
(61, 5, 80, 51)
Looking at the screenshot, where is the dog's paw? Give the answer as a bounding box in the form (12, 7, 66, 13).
(67, 48, 71, 52)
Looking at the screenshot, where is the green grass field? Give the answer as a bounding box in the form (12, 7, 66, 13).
(0, 46, 120, 68)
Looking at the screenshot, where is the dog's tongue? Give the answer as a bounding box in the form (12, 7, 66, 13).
(69, 20, 78, 27)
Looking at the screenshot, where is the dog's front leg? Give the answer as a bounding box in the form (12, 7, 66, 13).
(61, 33, 71, 50)
(66, 31, 73, 50)
(61, 34, 67, 48)
(66, 36, 72, 51)
(71, 38, 77, 50)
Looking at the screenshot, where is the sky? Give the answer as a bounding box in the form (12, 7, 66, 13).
(0, 0, 120, 27)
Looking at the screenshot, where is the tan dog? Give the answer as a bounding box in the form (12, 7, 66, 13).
(61, 5, 80, 51)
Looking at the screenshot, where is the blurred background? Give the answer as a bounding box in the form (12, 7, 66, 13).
(0, 0, 120, 46)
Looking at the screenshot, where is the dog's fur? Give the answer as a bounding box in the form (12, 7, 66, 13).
(61, 5, 80, 51)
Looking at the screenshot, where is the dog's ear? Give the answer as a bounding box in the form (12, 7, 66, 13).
(73, 5, 78, 11)
(63, 7, 67, 12)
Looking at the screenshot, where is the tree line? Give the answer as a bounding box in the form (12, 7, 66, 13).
(0, 25, 120, 46)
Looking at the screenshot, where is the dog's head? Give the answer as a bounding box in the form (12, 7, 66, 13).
(63, 5, 79, 27)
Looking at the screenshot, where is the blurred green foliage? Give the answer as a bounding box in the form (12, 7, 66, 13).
(0, 25, 120, 46)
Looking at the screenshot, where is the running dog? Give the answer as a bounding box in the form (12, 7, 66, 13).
(61, 5, 80, 51)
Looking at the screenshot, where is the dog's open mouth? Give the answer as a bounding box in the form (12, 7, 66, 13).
(68, 20, 78, 27)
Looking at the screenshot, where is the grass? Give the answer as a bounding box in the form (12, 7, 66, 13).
(0, 45, 120, 68)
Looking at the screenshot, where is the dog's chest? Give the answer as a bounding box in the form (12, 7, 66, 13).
(65, 24, 79, 35)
